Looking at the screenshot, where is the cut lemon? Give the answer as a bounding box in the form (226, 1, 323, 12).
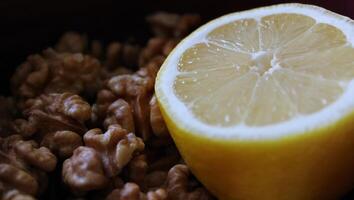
(155, 3, 354, 200)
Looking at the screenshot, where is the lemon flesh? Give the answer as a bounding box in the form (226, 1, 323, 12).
(156, 3, 354, 200)
(175, 14, 351, 127)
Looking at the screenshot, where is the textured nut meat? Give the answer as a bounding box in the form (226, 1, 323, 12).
(143, 171, 167, 190)
(0, 135, 56, 198)
(41, 130, 82, 158)
(1, 189, 36, 200)
(104, 99, 135, 133)
(106, 182, 167, 200)
(24, 93, 91, 134)
(91, 89, 117, 124)
(14, 140, 57, 172)
(10, 55, 49, 98)
(166, 165, 214, 200)
(0, 163, 38, 196)
(84, 125, 144, 177)
(106, 61, 161, 140)
(11, 49, 102, 98)
(127, 154, 148, 186)
(47, 93, 91, 123)
(149, 95, 168, 137)
(62, 146, 108, 192)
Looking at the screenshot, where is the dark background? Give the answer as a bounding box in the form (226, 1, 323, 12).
(0, 0, 353, 95)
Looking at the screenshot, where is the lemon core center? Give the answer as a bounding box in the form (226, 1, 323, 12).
(251, 51, 276, 75)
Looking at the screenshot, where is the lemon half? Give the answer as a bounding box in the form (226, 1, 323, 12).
(155, 3, 354, 200)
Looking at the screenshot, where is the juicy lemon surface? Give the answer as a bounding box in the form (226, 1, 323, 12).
(156, 3, 354, 200)
(175, 13, 352, 127)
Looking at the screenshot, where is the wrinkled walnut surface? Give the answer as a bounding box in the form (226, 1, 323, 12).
(106, 182, 167, 200)
(0, 11, 215, 200)
(0, 135, 57, 199)
(11, 49, 102, 99)
(23, 92, 91, 135)
(166, 165, 214, 200)
(63, 125, 144, 193)
(62, 146, 109, 193)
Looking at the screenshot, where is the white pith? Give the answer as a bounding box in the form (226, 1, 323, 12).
(155, 3, 354, 140)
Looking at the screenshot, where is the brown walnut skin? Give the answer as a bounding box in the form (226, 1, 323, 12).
(104, 99, 135, 133)
(41, 130, 83, 158)
(126, 154, 148, 187)
(106, 182, 167, 200)
(11, 49, 102, 99)
(0, 163, 38, 196)
(166, 165, 215, 200)
(62, 146, 109, 193)
(83, 125, 145, 177)
(4, 14, 211, 199)
(149, 95, 169, 138)
(0, 135, 57, 199)
(106, 58, 162, 140)
(24, 92, 91, 135)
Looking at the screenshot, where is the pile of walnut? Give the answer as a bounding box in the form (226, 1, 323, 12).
(0, 12, 215, 200)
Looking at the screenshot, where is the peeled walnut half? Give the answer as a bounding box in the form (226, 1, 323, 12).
(62, 125, 145, 194)
(106, 182, 167, 200)
(41, 130, 82, 158)
(0, 135, 57, 199)
(24, 92, 91, 134)
(11, 49, 102, 99)
(62, 146, 109, 193)
(166, 165, 215, 200)
(84, 125, 145, 177)
(12, 93, 91, 158)
(149, 95, 169, 138)
(104, 99, 135, 133)
(106, 58, 162, 140)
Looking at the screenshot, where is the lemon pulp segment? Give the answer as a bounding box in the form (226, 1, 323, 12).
(174, 13, 354, 127)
